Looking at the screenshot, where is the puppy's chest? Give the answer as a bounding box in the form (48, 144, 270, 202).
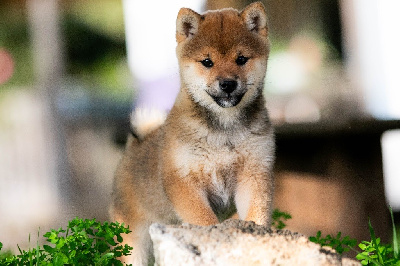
(174, 141, 240, 178)
(174, 142, 239, 215)
(172, 138, 242, 196)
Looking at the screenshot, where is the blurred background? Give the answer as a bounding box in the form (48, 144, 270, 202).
(1, 0, 399, 254)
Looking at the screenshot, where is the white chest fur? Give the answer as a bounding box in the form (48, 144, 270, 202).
(173, 129, 240, 189)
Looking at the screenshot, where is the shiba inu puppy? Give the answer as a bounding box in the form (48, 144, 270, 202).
(111, 2, 275, 265)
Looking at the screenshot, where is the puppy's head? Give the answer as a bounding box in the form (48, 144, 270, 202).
(176, 2, 269, 111)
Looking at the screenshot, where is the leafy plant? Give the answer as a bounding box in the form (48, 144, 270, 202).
(309, 230, 357, 254)
(271, 209, 292, 230)
(0, 242, 14, 261)
(0, 217, 133, 266)
(310, 206, 400, 265)
(356, 209, 400, 266)
(390, 207, 399, 262)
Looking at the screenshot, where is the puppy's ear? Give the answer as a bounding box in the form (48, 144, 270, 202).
(240, 2, 268, 37)
(176, 8, 201, 43)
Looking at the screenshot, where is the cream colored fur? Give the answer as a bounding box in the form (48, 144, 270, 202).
(130, 108, 167, 139)
(110, 2, 275, 265)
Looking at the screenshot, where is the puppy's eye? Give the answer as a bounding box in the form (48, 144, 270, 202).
(201, 58, 214, 68)
(236, 56, 248, 66)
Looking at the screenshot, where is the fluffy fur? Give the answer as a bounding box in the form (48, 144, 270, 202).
(130, 108, 167, 140)
(110, 2, 275, 265)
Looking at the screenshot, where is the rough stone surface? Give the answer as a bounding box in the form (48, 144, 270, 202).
(149, 219, 360, 266)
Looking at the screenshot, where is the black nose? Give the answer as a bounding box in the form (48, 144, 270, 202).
(219, 79, 237, 94)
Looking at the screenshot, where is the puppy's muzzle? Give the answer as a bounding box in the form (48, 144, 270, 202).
(219, 79, 238, 94)
(209, 79, 244, 108)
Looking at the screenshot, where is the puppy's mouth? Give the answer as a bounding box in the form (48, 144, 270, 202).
(211, 93, 244, 108)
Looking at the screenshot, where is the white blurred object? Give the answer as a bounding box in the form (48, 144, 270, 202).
(123, 0, 203, 109)
(265, 34, 324, 96)
(381, 130, 400, 211)
(342, 0, 400, 210)
(341, 0, 400, 119)
(0, 91, 59, 250)
(266, 52, 308, 95)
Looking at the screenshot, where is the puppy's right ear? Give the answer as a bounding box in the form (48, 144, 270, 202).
(176, 8, 201, 43)
(240, 2, 268, 37)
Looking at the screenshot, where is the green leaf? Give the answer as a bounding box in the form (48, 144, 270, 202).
(55, 238, 65, 249)
(116, 234, 123, 243)
(42, 245, 54, 253)
(17, 244, 23, 255)
(105, 236, 117, 246)
(359, 243, 367, 250)
(309, 237, 317, 243)
(356, 253, 366, 260)
(389, 206, 399, 258)
(271, 209, 292, 230)
(53, 253, 69, 266)
(69, 250, 76, 259)
(98, 252, 114, 262)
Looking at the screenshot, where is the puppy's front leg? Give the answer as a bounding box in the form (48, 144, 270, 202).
(164, 174, 219, 226)
(235, 169, 274, 226)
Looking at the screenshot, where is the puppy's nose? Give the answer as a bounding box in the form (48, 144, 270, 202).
(219, 79, 238, 94)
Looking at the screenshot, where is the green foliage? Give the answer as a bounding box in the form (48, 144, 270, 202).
(309, 231, 357, 254)
(356, 218, 400, 266)
(271, 209, 292, 230)
(2, 208, 399, 265)
(310, 206, 400, 265)
(0, 217, 133, 266)
(390, 207, 399, 260)
(0, 242, 14, 261)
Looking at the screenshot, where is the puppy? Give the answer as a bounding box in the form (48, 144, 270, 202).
(111, 2, 275, 265)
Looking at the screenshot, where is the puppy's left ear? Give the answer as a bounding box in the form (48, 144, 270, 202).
(240, 1, 268, 37)
(176, 8, 201, 43)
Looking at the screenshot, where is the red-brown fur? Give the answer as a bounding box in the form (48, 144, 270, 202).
(110, 2, 275, 265)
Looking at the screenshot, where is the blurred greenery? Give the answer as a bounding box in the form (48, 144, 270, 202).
(0, 0, 133, 101)
(0, 2, 33, 87)
(66, 0, 125, 42)
(0, 0, 343, 101)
